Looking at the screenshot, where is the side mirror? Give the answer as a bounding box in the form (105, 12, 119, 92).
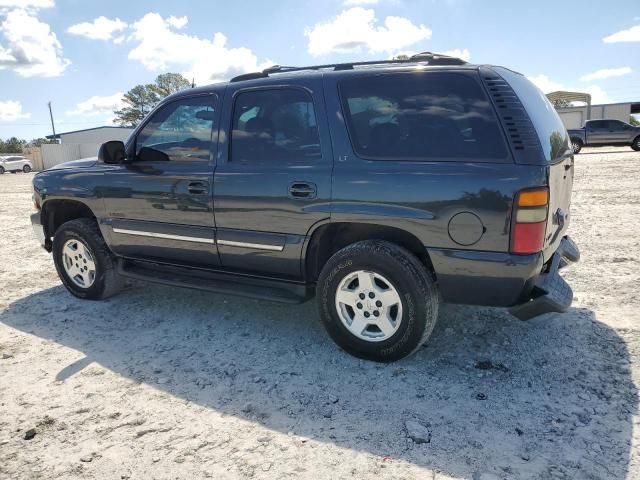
(98, 140, 126, 164)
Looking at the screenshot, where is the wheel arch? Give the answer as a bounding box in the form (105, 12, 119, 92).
(41, 199, 96, 239)
(304, 222, 435, 282)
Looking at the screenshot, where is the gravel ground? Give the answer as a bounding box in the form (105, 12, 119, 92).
(1, 148, 639, 479)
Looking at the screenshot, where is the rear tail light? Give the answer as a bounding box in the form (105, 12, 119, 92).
(511, 188, 548, 254)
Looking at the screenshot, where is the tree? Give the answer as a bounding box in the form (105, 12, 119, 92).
(29, 137, 57, 147)
(552, 98, 571, 109)
(630, 115, 640, 127)
(393, 54, 409, 60)
(151, 73, 191, 98)
(0, 137, 26, 154)
(114, 73, 191, 127)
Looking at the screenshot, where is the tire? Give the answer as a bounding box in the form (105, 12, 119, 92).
(52, 218, 123, 300)
(571, 138, 583, 154)
(631, 136, 640, 152)
(23, 164, 31, 173)
(0, 166, 4, 174)
(317, 240, 439, 362)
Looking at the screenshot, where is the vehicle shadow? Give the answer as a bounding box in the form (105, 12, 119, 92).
(578, 150, 632, 155)
(1, 283, 637, 478)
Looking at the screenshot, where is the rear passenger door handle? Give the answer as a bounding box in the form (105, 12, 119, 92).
(187, 181, 209, 195)
(288, 182, 317, 199)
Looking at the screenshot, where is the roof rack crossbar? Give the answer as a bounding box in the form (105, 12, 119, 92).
(230, 52, 467, 82)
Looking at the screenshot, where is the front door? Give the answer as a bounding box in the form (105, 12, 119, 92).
(103, 93, 221, 267)
(213, 80, 333, 279)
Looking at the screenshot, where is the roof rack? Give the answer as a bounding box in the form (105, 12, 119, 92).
(230, 51, 467, 82)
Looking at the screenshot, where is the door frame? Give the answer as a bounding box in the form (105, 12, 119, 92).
(212, 76, 335, 279)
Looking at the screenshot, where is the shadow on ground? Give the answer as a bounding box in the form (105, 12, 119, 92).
(1, 283, 637, 478)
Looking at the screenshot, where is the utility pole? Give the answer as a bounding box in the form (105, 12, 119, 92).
(47, 101, 56, 139)
(191, 77, 195, 88)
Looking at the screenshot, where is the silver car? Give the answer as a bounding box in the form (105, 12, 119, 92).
(0, 155, 33, 174)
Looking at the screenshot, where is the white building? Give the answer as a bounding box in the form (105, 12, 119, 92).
(46, 126, 133, 144)
(40, 126, 134, 170)
(546, 91, 640, 129)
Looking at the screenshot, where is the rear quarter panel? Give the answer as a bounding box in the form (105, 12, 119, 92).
(323, 71, 547, 253)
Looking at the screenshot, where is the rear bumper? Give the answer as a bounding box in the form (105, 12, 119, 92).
(427, 235, 579, 317)
(509, 236, 579, 320)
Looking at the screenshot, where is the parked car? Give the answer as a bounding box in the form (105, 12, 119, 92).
(30, 52, 579, 361)
(0, 155, 32, 174)
(568, 119, 640, 153)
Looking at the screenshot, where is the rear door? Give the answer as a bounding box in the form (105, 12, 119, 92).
(213, 78, 333, 279)
(607, 120, 633, 143)
(103, 93, 221, 267)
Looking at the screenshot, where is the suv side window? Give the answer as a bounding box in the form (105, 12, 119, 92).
(231, 88, 321, 164)
(339, 71, 508, 161)
(136, 95, 218, 162)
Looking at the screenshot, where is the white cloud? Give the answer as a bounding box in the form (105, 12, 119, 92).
(0, 0, 53, 8)
(166, 15, 187, 29)
(306, 7, 432, 56)
(343, 0, 378, 5)
(579, 66, 632, 82)
(528, 74, 563, 93)
(65, 92, 125, 117)
(441, 48, 470, 62)
(127, 13, 271, 84)
(67, 16, 127, 40)
(0, 8, 69, 77)
(603, 25, 640, 43)
(0, 99, 30, 121)
(528, 74, 611, 104)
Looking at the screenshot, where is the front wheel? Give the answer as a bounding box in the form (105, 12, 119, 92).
(631, 136, 640, 152)
(571, 139, 583, 154)
(317, 240, 439, 362)
(52, 218, 123, 300)
(23, 164, 31, 173)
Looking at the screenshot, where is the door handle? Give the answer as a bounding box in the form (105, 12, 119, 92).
(288, 182, 317, 199)
(187, 181, 209, 195)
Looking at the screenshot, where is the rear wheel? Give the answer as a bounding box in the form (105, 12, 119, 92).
(23, 164, 31, 173)
(571, 138, 583, 154)
(52, 218, 123, 300)
(632, 136, 640, 152)
(0, 166, 4, 174)
(317, 240, 439, 362)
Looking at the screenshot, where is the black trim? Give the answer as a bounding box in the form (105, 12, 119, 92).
(427, 247, 543, 306)
(117, 258, 312, 303)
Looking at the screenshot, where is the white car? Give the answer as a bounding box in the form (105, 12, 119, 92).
(0, 156, 32, 174)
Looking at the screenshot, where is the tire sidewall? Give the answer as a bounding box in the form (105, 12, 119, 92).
(23, 165, 31, 173)
(52, 221, 110, 300)
(319, 244, 433, 361)
(0, 166, 4, 174)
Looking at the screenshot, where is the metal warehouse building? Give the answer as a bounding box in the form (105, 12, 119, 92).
(546, 91, 640, 129)
(40, 126, 134, 170)
(46, 126, 133, 144)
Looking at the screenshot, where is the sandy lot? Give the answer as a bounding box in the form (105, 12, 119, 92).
(1, 148, 639, 479)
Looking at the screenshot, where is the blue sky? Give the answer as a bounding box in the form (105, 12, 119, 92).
(0, 0, 638, 139)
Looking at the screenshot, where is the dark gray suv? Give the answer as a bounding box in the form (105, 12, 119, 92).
(31, 52, 579, 361)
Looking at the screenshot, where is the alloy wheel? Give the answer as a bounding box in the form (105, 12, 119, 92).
(334, 270, 403, 342)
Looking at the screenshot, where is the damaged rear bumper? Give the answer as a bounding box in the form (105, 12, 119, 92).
(509, 236, 580, 320)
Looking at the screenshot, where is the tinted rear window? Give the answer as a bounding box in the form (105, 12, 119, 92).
(493, 67, 570, 162)
(339, 71, 509, 162)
